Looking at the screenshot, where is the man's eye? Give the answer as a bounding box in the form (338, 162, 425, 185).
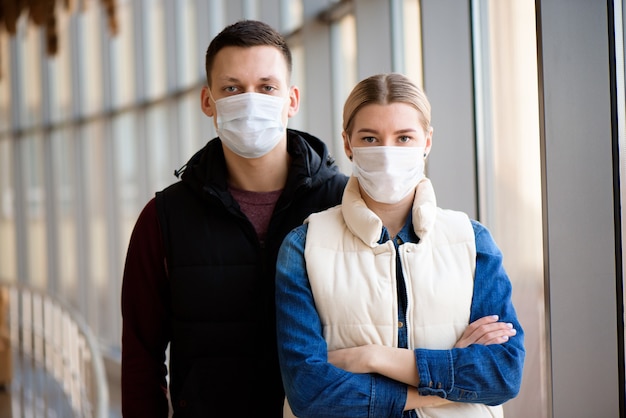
(224, 86, 238, 92)
(263, 86, 277, 92)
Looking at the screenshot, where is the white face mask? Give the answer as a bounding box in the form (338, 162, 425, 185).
(214, 92, 287, 158)
(352, 145, 426, 204)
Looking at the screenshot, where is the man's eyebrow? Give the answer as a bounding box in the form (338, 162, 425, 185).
(214, 76, 240, 83)
(216, 75, 279, 83)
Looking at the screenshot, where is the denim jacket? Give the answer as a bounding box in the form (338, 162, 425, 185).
(276, 200, 525, 418)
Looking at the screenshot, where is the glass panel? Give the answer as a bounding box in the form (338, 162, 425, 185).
(146, 103, 174, 192)
(114, 111, 140, 251)
(177, 0, 199, 88)
(330, 14, 357, 174)
(282, 0, 303, 33)
(109, 111, 139, 353)
(19, 19, 43, 129)
(143, 0, 167, 99)
(403, 0, 422, 86)
(0, 137, 16, 282)
(49, 6, 73, 123)
(79, 121, 109, 332)
(77, 3, 104, 116)
(20, 133, 47, 289)
(473, 1, 547, 417)
(50, 128, 78, 302)
(0, 34, 11, 133)
(111, 0, 136, 108)
(178, 90, 211, 166)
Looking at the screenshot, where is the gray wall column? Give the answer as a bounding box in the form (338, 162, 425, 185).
(420, 0, 477, 218)
(536, 0, 622, 416)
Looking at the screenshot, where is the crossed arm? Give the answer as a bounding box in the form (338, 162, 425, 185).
(327, 315, 517, 410)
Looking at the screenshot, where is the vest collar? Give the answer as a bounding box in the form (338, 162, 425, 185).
(341, 176, 437, 247)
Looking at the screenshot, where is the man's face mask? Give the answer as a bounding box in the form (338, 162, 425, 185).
(212, 92, 287, 158)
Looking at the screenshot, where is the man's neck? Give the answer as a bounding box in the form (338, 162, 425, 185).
(223, 143, 290, 192)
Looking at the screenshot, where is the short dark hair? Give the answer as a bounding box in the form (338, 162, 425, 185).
(205, 20, 293, 86)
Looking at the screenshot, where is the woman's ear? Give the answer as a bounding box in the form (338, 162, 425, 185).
(342, 131, 352, 160)
(424, 126, 433, 158)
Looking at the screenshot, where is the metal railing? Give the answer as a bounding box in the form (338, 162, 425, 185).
(0, 283, 109, 418)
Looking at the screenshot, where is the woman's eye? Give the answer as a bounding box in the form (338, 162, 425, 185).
(362, 137, 376, 143)
(399, 136, 412, 143)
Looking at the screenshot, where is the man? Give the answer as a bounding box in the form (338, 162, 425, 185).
(121, 20, 348, 417)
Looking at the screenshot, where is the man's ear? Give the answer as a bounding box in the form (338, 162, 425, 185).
(287, 85, 300, 118)
(200, 86, 215, 117)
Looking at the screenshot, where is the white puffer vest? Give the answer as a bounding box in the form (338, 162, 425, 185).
(303, 177, 503, 418)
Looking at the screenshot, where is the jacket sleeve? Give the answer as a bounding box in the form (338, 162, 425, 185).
(121, 198, 171, 418)
(414, 220, 525, 405)
(275, 224, 408, 418)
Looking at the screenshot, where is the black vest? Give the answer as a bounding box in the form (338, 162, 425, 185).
(156, 132, 348, 417)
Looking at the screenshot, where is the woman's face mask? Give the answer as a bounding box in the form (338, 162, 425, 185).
(351, 145, 426, 204)
(213, 92, 287, 158)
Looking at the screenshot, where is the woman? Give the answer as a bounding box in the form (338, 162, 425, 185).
(275, 73, 525, 418)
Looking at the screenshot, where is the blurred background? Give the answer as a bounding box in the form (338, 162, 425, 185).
(0, 0, 624, 417)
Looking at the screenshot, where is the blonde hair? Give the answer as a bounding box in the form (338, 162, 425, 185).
(342, 73, 431, 135)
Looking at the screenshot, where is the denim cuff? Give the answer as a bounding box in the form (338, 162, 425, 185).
(415, 348, 453, 398)
(370, 374, 409, 417)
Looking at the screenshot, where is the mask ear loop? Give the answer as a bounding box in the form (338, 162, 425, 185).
(207, 88, 217, 104)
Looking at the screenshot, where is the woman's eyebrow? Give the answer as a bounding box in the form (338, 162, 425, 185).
(355, 128, 417, 134)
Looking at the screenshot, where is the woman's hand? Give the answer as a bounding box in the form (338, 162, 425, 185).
(455, 315, 516, 348)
